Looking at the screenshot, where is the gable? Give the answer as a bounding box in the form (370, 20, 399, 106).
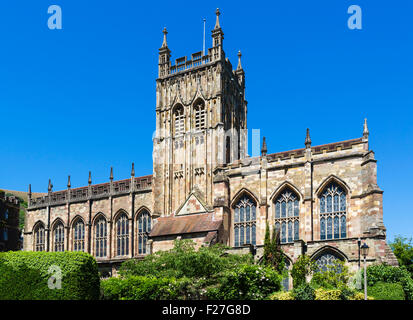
(176, 193, 209, 216)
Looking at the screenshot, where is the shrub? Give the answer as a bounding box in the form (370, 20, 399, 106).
(206, 264, 282, 300)
(311, 259, 350, 290)
(119, 240, 251, 279)
(292, 283, 315, 300)
(364, 264, 413, 300)
(349, 292, 374, 300)
(262, 223, 285, 274)
(291, 255, 316, 288)
(268, 291, 294, 300)
(0, 251, 100, 300)
(101, 276, 184, 300)
(368, 281, 405, 300)
(314, 288, 341, 300)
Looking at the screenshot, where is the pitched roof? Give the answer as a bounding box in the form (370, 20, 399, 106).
(149, 212, 222, 237)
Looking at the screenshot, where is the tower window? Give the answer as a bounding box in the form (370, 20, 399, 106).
(194, 101, 206, 130)
(174, 106, 185, 136)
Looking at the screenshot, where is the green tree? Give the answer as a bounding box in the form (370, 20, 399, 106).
(262, 223, 285, 274)
(389, 235, 413, 277)
(291, 254, 316, 288)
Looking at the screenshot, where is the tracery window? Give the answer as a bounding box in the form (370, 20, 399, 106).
(137, 210, 151, 255)
(53, 222, 64, 252)
(116, 213, 129, 256)
(319, 182, 347, 240)
(73, 219, 85, 252)
(174, 106, 185, 136)
(314, 252, 342, 273)
(234, 195, 256, 247)
(95, 216, 107, 258)
(34, 224, 45, 251)
(274, 188, 300, 243)
(194, 101, 206, 130)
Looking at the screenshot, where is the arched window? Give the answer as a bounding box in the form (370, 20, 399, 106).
(174, 106, 185, 136)
(73, 219, 85, 252)
(319, 182, 347, 240)
(194, 100, 206, 130)
(53, 222, 64, 252)
(274, 188, 300, 243)
(234, 195, 256, 247)
(282, 259, 291, 291)
(137, 210, 151, 255)
(314, 252, 343, 273)
(34, 223, 45, 251)
(95, 216, 107, 258)
(116, 213, 129, 256)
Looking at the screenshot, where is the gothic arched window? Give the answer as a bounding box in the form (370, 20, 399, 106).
(73, 219, 85, 252)
(34, 223, 45, 252)
(174, 106, 185, 136)
(116, 213, 129, 256)
(194, 100, 206, 130)
(234, 195, 256, 247)
(95, 216, 107, 258)
(274, 188, 300, 243)
(314, 252, 343, 273)
(319, 182, 347, 240)
(137, 210, 151, 255)
(53, 222, 64, 252)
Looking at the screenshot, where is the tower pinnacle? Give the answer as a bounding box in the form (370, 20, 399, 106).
(363, 118, 369, 138)
(261, 137, 267, 156)
(214, 8, 221, 29)
(237, 51, 242, 70)
(305, 128, 312, 148)
(162, 27, 168, 48)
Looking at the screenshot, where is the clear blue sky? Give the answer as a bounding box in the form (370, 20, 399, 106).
(0, 1, 412, 241)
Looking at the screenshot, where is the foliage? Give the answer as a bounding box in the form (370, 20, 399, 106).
(262, 223, 285, 274)
(310, 259, 350, 290)
(119, 239, 252, 279)
(101, 276, 192, 300)
(0, 251, 100, 300)
(367, 281, 405, 300)
(314, 288, 341, 300)
(268, 291, 294, 300)
(292, 283, 315, 300)
(363, 264, 413, 300)
(291, 255, 316, 288)
(349, 292, 374, 300)
(207, 263, 282, 300)
(389, 235, 413, 277)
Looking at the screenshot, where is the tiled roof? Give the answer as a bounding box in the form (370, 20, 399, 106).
(149, 212, 222, 237)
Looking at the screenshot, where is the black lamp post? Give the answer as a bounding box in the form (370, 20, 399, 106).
(360, 243, 370, 300)
(357, 237, 361, 269)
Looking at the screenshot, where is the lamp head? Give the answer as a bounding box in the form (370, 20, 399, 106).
(360, 243, 369, 257)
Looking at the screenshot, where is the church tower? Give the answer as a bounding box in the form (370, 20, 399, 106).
(153, 9, 247, 217)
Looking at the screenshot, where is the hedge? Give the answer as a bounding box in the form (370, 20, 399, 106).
(368, 281, 405, 300)
(0, 251, 100, 300)
(364, 264, 413, 300)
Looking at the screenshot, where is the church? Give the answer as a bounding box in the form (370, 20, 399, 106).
(24, 9, 397, 278)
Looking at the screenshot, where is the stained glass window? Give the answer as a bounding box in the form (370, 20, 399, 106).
(319, 182, 347, 240)
(315, 253, 342, 273)
(95, 217, 107, 258)
(274, 188, 300, 243)
(54, 222, 64, 252)
(34, 224, 45, 251)
(137, 211, 151, 255)
(234, 195, 256, 247)
(73, 219, 85, 252)
(116, 214, 129, 256)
